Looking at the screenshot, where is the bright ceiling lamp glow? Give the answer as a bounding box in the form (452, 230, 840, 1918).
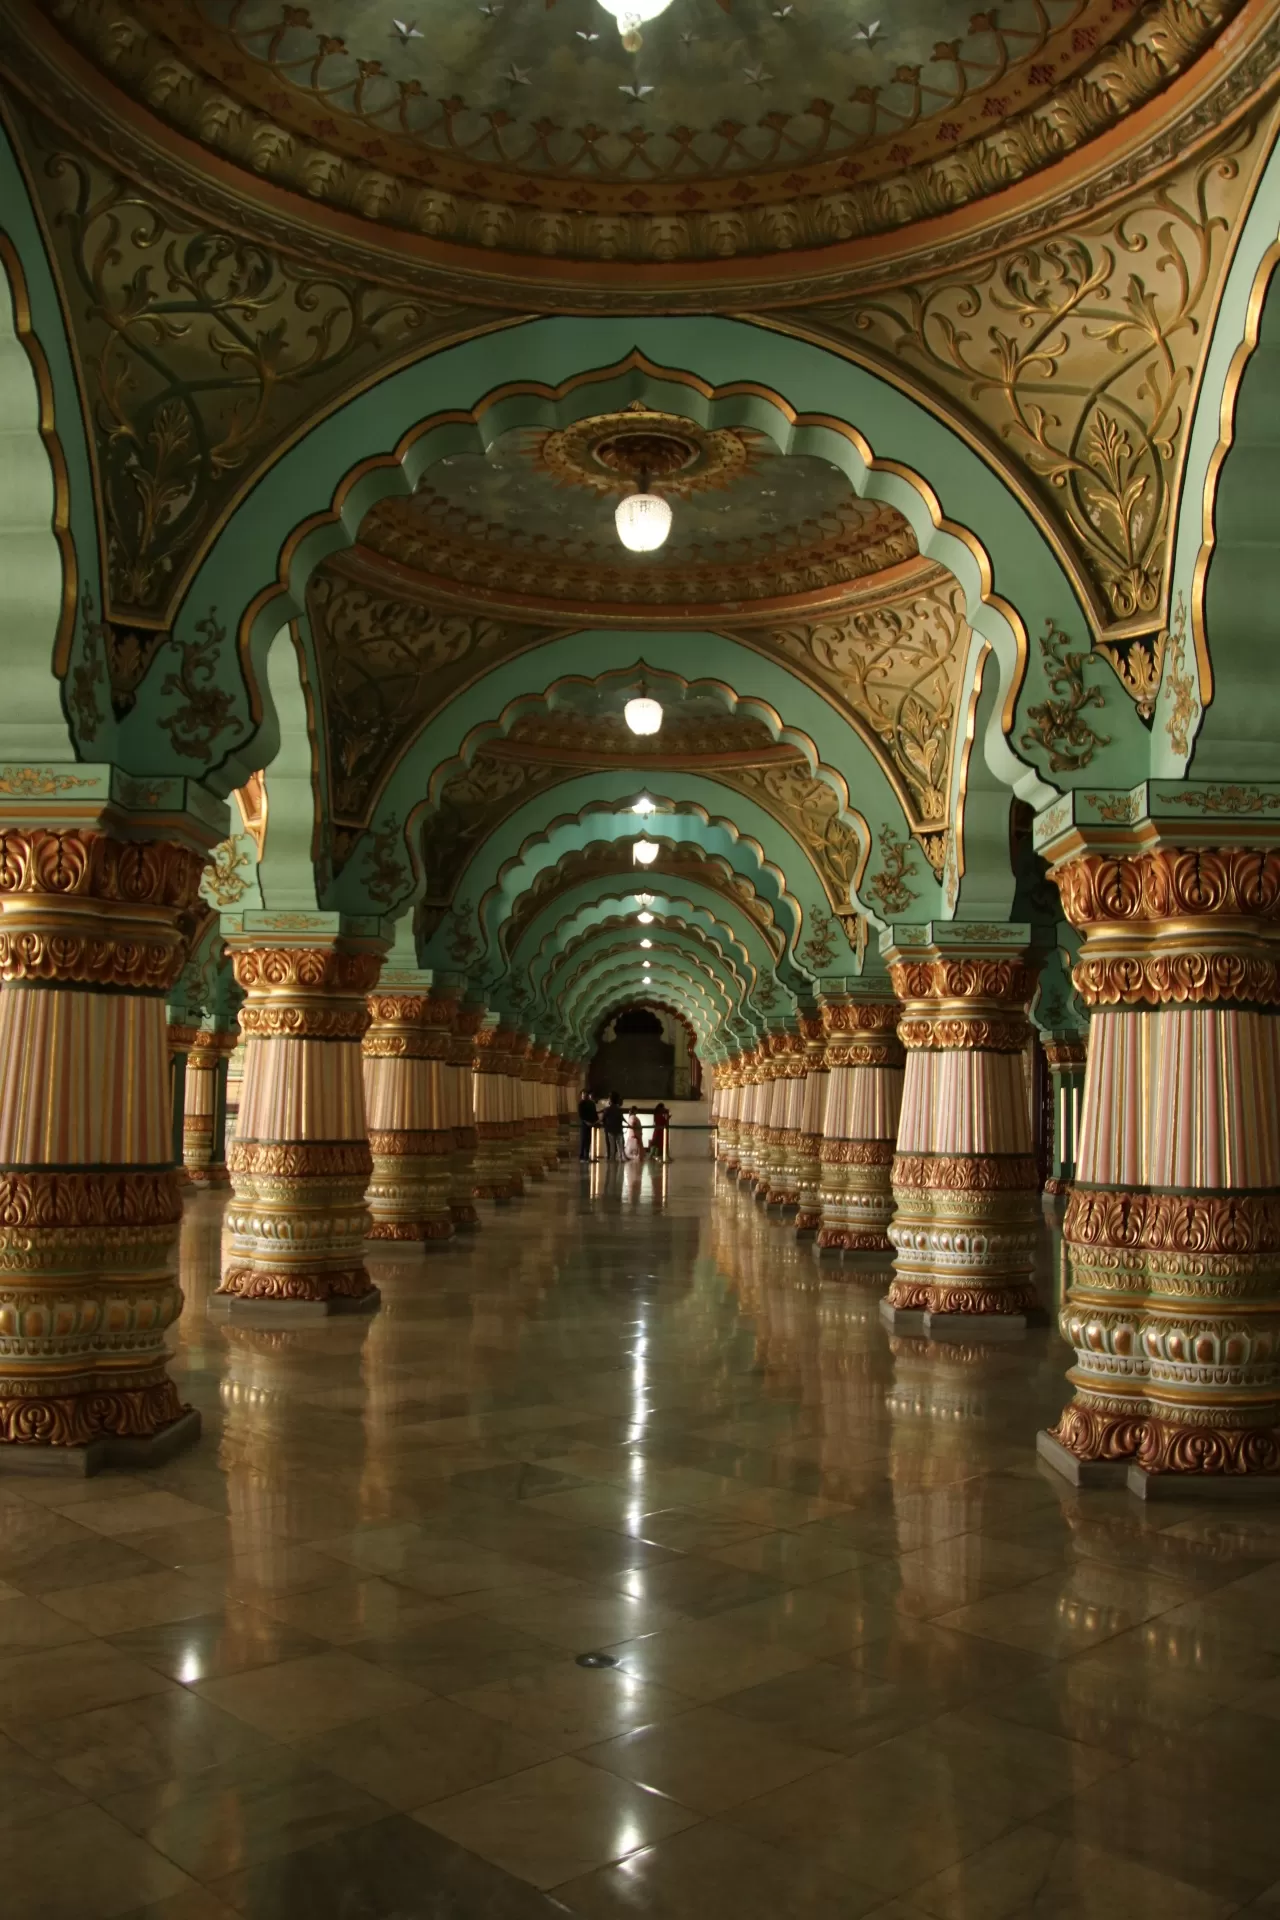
(596, 0, 675, 50)
(640, 938, 653, 949)
(624, 693, 663, 735)
(632, 795, 656, 814)
(633, 839, 659, 866)
(637, 911, 654, 924)
(615, 489, 672, 553)
(635, 892, 654, 906)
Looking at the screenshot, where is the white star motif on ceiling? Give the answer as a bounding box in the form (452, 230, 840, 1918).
(619, 82, 655, 99)
(390, 18, 423, 43)
(503, 64, 533, 85)
(853, 18, 883, 43)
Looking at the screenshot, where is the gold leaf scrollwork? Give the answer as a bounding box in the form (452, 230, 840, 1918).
(158, 609, 243, 762)
(864, 823, 920, 919)
(1019, 620, 1110, 774)
(1163, 589, 1198, 760)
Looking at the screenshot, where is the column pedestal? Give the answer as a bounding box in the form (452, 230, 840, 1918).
(1037, 800, 1280, 1493)
(0, 809, 213, 1470)
(362, 988, 456, 1244)
(816, 996, 903, 1257)
(473, 1025, 524, 1201)
(764, 1033, 806, 1208)
(217, 942, 382, 1316)
(881, 935, 1040, 1336)
(183, 1029, 237, 1187)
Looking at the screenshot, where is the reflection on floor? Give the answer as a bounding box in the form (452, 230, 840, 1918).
(2, 1160, 1278, 1918)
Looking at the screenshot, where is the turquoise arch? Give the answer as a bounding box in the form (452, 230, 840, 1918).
(518, 888, 763, 983)
(541, 923, 754, 1023)
(416, 772, 844, 980)
(112, 316, 1117, 807)
(358, 635, 904, 929)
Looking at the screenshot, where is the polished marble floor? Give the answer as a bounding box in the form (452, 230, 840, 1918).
(3, 1159, 1280, 1919)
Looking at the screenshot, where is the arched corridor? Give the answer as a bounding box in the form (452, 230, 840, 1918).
(3, 1, 1280, 1910)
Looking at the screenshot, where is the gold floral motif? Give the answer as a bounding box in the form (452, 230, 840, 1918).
(1165, 785, 1280, 815)
(1042, 1039, 1088, 1070)
(368, 1129, 456, 1157)
(0, 767, 95, 797)
(1065, 1185, 1280, 1254)
(231, 948, 384, 995)
(0, 1169, 182, 1228)
(820, 1141, 895, 1166)
(201, 838, 252, 907)
(1073, 953, 1280, 1008)
(1019, 622, 1110, 774)
(820, 116, 1268, 630)
(1051, 1402, 1280, 1473)
(863, 824, 920, 919)
(217, 1265, 374, 1302)
(899, 1014, 1029, 1052)
(887, 1278, 1039, 1315)
(227, 1141, 373, 1178)
(893, 1153, 1039, 1192)
(0, 830, 207, 907)
(0, 1377, 188, 1446)
(1086, 792, 1142, 825)
(0, 930, 184, 993)
(368, 1219, 454, 1241)
(238, 1005, 371, 1039)
(820, 1000, 900, 1035)
(158, 610, 243, 763)
(1164, 590, 1198, 759)
(891, 956, 1037, 1006)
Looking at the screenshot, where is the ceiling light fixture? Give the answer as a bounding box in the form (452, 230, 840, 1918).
(596, 0, 675, 54)
(635, 892, 654, 906)
(642, 961, 651, 970)
(633, 839, 659, 866)
(615, 482, 672, 554)
(632, 795, 656, 814)
(624, 688, 663, 735)
(640, 938, 653, 949)
(637, 911, 654, 924)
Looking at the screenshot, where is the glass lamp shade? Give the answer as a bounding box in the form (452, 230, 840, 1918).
(640, 938, 653, 949)
(642, 962, 651, 970)
(636, 892, 654, 906)
(633, 840, 659, 866)
(623, 694, 664, 735)
(615, 491, 672, 553)
(637, 911, 654, 924)
(596, 0, 675, 49)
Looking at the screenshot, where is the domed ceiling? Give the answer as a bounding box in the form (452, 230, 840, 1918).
(356, 411, 920, 617)
(31, 0, 1242, 278)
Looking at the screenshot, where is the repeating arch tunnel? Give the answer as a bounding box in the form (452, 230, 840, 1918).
(3, 60, 1280, 1504)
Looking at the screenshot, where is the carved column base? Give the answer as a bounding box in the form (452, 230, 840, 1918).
(366, 1130, 454, 1244)
(817, 1144, 895, 1255)
(220, 1145, 376, 1307)
(885, 1152, 1040, 1326)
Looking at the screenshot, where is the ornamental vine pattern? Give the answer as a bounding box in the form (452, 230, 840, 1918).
(1019, 621, 1110, 775)
(863, 823, 920, 919)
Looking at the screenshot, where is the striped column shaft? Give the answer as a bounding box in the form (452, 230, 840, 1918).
(817, 998, 903, 1254)
(362, 990, 456, 1243)
(219, 944, 382, 1307)
(885, 946, 1039, 1319)
(518, 1046, 550, 1184)
(183, 1030, 236, 1187)
(715, 1058, 742, 1170)
(1041, 1034, 1087, 1203)
(764, 1033, 807, 1208)
(0, 824, 209, 1454)
(448, 1011, 482, 1227)
(737, 1051, 764, 1186)
(473, 1026, 524, 1201)
(794, 1019, 829, 1235)
(1042, 831, 1280, 1480)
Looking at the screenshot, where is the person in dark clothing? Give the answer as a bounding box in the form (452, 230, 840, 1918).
(601, 1091, 625, 1159)
(578, 1091, 598, 1161)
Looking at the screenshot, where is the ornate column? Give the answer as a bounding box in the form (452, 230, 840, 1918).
(472, 1022, 522, 1201)
(1041, 1034, 1088, 1204)
(881, 930, 1040, 1336)
(519, 1045, 550, 1184)
(714, 1056, 741, 1171)
(764, 1033, 806, 1208)
(218, 937, 384, 1315)
(1037, 793, 1280, 1491)
(816, 990, 903, 1256)
(166, 1020, 198, 1187)
(183, 1028, 237, 1187)
(225, 1037, 246, 1144)
(0, 784, 217, 1465)
(794, 1017, 829, 1235)
(448, 1008, 482, 1227)
(738, 1047, 765, 1188)
(362, 985, 456, 1244)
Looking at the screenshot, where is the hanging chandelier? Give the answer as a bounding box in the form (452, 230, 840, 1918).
(596, 0, 675, 54)
(633, 839, 659, 866)
(624, 691, 663, 735)
(615, 486, 673, 553)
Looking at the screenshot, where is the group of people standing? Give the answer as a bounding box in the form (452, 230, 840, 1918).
(577, 1092, 671, 1162)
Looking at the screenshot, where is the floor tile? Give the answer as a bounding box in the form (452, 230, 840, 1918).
(0, 1640, 175, 1730)
(454, 1659, 695, 1752)
(107, 1608, 329, 1684)
(415, 1753, 699, 1888)
(580, 1703, 835, 1812)
(297, 1695, 557, 1808)
(903, 1822, 1236, 1919)
(0, 1800, 198, 1918)
(554, 1817, 884, 1918)
(193, 1651, 430, 1741)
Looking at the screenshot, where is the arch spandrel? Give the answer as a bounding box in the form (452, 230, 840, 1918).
(106, 322, 1130, 816)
